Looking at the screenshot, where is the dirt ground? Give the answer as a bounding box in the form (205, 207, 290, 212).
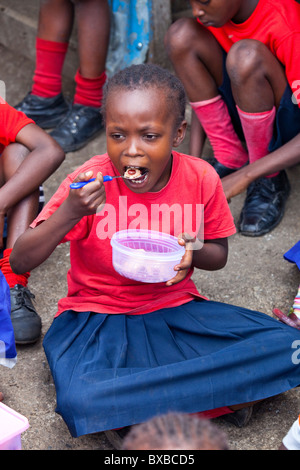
(1, 43, 300, 451)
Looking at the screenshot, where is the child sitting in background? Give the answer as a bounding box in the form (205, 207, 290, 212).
(165, 0, 300, 237)
(10, 64, 300, 444)
(0, 97, 64, 344)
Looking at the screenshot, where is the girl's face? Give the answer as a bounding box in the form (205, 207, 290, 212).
(105, 87, 186, 193)
(189, 0, 246, 27)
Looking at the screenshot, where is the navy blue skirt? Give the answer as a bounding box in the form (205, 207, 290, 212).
(43, 299, 300, 437)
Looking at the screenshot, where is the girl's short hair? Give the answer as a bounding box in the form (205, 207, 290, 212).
(102, 63, 186, 129)
(121, 412, 230, 450)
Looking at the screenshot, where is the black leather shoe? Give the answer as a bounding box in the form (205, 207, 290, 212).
(206, 157, 238, 178)
(15, 92, 69, 129)
(222, 406, 253, 428)
(238, 170, 290, 237)
(49, 103, 104, 152)
(10, 284, 42, 344)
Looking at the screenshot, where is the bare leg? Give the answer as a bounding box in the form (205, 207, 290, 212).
(226, 39, 287, 112)
(165, 18, 245, 164)
(165, 18, 221, 157)
(0, 144, 41, 344)
(189, 112, 206, 158)
(165, 17, 223, 102)
(37, 0, 74, 42)
(225, 40, 290, 237)
(1, 144, 39, 249)
(75, 0, 110, 78)
(38, 0, 111, 78)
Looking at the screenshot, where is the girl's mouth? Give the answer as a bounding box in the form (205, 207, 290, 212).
(123, 166, 149, 185)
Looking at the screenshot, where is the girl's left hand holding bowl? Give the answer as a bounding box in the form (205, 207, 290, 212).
(166, 233, 195, 287)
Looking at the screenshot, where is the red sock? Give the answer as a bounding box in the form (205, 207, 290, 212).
(31, 37, 69, 98)
(190, 95, 248, 169)
(236, 106, 278, 178)
(0, 248, 30, 288)
(73, 69, 107, 108)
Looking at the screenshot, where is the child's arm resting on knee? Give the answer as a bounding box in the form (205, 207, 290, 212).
(222, 133, 300, 200)
(10, 171, 106, 274)
(166, 236, 228, 286)
(2, 124, 65, 208)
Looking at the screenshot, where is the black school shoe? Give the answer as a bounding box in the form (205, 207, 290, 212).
(206, 157, 238, 178)
(238, 170, 290, 237)
(49, 103, 104, 152)
(10, 284, 42, 344)
(222, 406, 253, 428)
(15, 92, 69, 129)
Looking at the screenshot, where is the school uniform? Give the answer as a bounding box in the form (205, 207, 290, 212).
(31, 151, 300, 437)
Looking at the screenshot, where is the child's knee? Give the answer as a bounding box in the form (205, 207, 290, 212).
(0, 143, 30, 182)
(164, 17, 199, 58)
(2, 143, 30, 169)
(226, 39, 267, 84)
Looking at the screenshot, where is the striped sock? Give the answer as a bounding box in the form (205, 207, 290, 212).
(293, 285, 300, 318)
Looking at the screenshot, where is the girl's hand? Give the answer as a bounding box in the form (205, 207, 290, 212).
(165, 233, 195, 287)
(68, 171, 106, 219)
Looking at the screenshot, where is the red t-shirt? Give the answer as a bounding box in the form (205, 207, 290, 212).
(31, 151, 236, 317)
(200, 0, 300, 107)
(0, 97, 34, 153)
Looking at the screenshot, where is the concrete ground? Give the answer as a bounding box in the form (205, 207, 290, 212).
(1, 23, 300, 450)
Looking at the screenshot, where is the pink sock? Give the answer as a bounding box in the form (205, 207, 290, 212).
(190, 95, 248, 169)
(236, 106, 278, 178)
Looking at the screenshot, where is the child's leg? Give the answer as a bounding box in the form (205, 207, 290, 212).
(15, 0, 73, 128)
(31, 0, 74, 98)
(72, 0, 109, 108)
(165, 18, 248, 173)
(49, 0, 110, 152)
(226, 39, 290, 236)
(0, 144, 41, 344)
(227, 38, 286, 172)
(75, 0, 110, 81)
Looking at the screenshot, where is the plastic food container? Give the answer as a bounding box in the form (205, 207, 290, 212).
(0, 402, 29, 450)
(111, 230, 185, 283)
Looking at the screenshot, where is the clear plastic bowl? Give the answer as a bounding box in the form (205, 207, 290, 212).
(0, 402, 29, 450)
(111, 230, 185, 283)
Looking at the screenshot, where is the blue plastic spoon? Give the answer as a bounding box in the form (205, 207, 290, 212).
(70, 175, 129, 189)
